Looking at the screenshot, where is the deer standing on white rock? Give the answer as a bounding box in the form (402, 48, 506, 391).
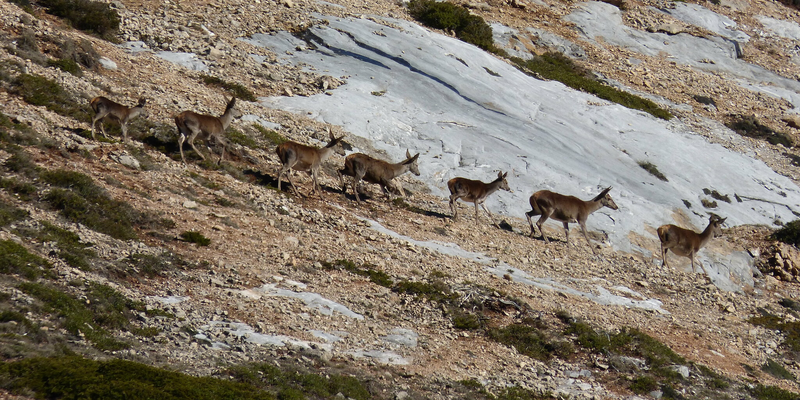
(526, 187, 618, 251)
(276, 128, 343, 196)
(175, 97, 238, 165)
(90, 97, 146, 142)
(338, 150, 420, 202)
(448, 171, 510, 227)
(658, 214, 726, 274)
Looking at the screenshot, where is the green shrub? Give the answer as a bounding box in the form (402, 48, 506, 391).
(761, 358, 796, 381)
(0, 198, 28, 227)
(3, 149, 39, 177)
(41, 169, 139, 240)
(227, 363, 369, 400)
(123, 252, 183, 277)
(16, 281, 151, 351)
(35, 221, 96, 271)
(0, 240, 50, 280)
(750, 384, 799, 400)
(630, 375, 659, 394)
(47, 58, 81, 76)
(727, 115, 793, 148)
(322, 259, 393, 287)
(37, 0, 120, 38)
(638, 161, 668, 181)
(512, 54, 673, 120)
(227, 128, 258, 149)
(0, 177, 38, 200)
(254, 124, 287, 146)
(407, 0, 496, 51)
(748, 313, 800, 352)
(452, 310, 482, 330)
(200, 75, 257, 102)
(772, 220, 800, 248)
(702, 188, 731, 203)
(488, 323, 567, 361)
(180, 231, 211, 246)
(9, 74, 91, 123)
(0, 356, 274, 400)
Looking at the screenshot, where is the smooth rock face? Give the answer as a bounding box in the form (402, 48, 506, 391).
(252, 14, 800, 271)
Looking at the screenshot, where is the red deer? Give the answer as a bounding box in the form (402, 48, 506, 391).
(658, 214, 726, 274)
(175, 97, 238, 165)
(90, 97, 146, 142)
(338, 150, 420, 202)
(526, 187, 618, 251)
(447, 171, 510, 226)
(276, 128, 343, 196)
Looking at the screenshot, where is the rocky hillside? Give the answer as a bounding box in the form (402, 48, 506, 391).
(1, 0, 800, 398)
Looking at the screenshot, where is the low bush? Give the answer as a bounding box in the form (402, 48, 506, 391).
(513, 53, 673, 120)
(772, 220, 800, 248)
(227, 362, 370, 400)
(638, 161, 668, 181)
(41, 170, 139, 241)
(47, 58, 81, 77)
(407, 0, 497, 52)
(761, 358, 796, 381)
(748, 312, 800, 351)
(180, 231, 211, 246)
(35, 221, 96, 271)
(488, 322, 572, 361)
(703, 188, 731, 203)
(0, 240, 51, 280)
(254, 124, 287, 146)
(37, 0, 120, 39)
(8, 74, 91, 123)
(750, 384, 799, 400)
(0, 356, 273, 400)
(726, 115, 793, 148)
(0, 177, 38, 201)
(200, 75, 257, 102)
(0, 198, 28, 227)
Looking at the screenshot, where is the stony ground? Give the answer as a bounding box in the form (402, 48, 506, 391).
(2, 0, 800, 398)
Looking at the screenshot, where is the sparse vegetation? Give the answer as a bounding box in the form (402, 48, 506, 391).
(200, 75, 257, 102)
(0, 240, 51, 280)
(772, 219, 800, 248)
(512, 53, 673, 120)
(227, 362, 371, 400)
(761, 358, 796, 381)
(47, 58, 82, 76)
(727, 114, 794, 148)
(748, 311, 800, 351)
(0, 356, 274, 400)
(227, 127, 258, 149)
(41, 169, 140, 240)
(37, 0, 120, 38)
(407, 0, 498, 52)
(8, 74, 91, 123)
(0, 198, 28, 227)
(701, 199, 718, 208)
(638, 161, 668, 181)
(750, 384, 799, 400)
(180, 231, 211, 246)
(703, 188, 731, 203)
(253, 124, 287, 146)
(33, 221, 96, 271)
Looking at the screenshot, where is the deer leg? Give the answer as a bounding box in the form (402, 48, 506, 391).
(91, 114, 104, 140)
(525, 210, 538, 238)
(178, 133, 188, 165)
(481, 203, 499, 227)
(188, 131, 206, 161)
(217, 137, 226, 165)
(579, 222, 596, 253)
(449, 195, 459, 220)
(563, 222, 570, 244)
(121, 123, 129, 143)
(474, 201, 480, 224)
(661, 245, 670, 269)
(537, 213, 552, 244)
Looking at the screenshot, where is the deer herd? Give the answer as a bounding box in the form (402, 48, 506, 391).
(88, 95, 726, 274)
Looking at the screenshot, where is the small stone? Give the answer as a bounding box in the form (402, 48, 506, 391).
(183, 200, 198, 209)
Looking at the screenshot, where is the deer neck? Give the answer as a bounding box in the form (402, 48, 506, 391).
(317, 146, 336, 162)
(698, 222, 717, 247)
(219, 108, 235, 130)
(586, 199, 605, 215)
(484, 178, 505, 196)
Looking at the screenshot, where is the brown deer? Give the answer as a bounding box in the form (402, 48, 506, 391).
(338, 150, 420, 202)
(525, 187, 618, 251)
(658, 214, 726, 274)
(175, 97, 238, 165)
(276, 128, 343, 196)
(447, 171, 510, 226)
(90, 97, 147, 142)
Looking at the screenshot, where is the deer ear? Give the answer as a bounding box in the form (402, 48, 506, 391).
(406, 149, 411, 158)
(502, 172, 508, 178)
